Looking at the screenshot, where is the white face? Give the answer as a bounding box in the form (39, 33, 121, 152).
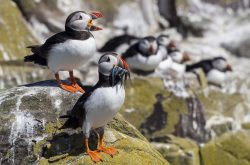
(212, 58, 228, 71)
(66, 12, 92, 31)
(169, 51, 183, 63)
(139, 39, 158, 55)
(98, 54, 119, 76)
(157, 36, 171, 47)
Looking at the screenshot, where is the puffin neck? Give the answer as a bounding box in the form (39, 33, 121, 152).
(65, 26, 92, 39)
(96, 73, 123, 88)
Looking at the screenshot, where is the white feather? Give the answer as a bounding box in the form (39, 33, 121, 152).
(158, 58, 186, 76)
(126, 46, 165, 71)
(83, 85, 125, 133)
(206, 69, 227, 85)
(48, 37, 96, 72)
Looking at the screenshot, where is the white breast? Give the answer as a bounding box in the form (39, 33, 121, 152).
(127, 47, 165, 71)
(48, 37, 96, 72)
(84, 85, 125, 129)
(206, 69, 227, 85)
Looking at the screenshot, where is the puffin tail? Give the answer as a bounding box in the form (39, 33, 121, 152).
(59, 115, 80, 130)
(24, 45, 47, 66)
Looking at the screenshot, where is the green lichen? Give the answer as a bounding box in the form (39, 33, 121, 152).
(121, 77, 188, 137)
(201, 131, 250, 165)
(0, 0, 37, 61)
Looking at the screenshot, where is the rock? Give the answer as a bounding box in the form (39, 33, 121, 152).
(0, 80, 169, 165)
(201, 131, 250, 165)
(152, 135, 200, 165)
(121, 77, 210, 143)
(0, 0, 38, 61)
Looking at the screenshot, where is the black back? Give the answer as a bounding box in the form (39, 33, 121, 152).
(99, 34, 140, 52)
(186, 59, 213, 74)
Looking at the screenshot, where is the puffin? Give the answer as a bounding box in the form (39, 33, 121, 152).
(122, 36, 166, 75)
(156, 34, 177, 59)
(99, 34, 140, 53)
(24, 11, 103, 93)
(186, 57, 233, 86)
(60, 52, 130, 162)
(158, 48, 191, 76)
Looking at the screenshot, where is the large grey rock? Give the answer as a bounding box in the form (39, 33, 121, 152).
(0, 80, 169, 165)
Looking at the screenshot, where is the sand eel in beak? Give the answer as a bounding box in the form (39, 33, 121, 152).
(122, 36, 166, 75)
(60, 52, 129, 162)
(24, 11, 103, 93)
(186, 56, 232, 86)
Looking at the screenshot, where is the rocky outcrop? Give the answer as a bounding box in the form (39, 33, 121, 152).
(0, 81, 169, 165)
(152, 135, 200, 165)
(0, 0, 37, 61)
(201, 131, 250, 165)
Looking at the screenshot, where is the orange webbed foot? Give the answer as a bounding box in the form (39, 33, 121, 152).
(59, 83, 77, 93)
(99, 146, 118, 156)
(73, 83, 85, 93)
(87, 150, 102, 163)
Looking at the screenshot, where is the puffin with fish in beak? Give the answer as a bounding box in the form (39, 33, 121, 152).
(24, 11, 103, 93)
(60, 52, 130, 162)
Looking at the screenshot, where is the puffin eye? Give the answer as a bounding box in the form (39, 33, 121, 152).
(79, 15, 83, 20)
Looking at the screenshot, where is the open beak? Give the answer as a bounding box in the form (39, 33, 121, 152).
(148, 45, 157, 55)
(88, 11, 103, 31)
(181, 52, 191, 63)
(168, 40, 176, 48)
(90, 11, 103, 19)
(226, 64, 233, 71)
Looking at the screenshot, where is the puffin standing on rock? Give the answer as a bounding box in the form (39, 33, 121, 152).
(186, 57, 233, 86)
(60, 53, 130, 162)
(24, 11, 103, 93)
(122, 36, 166, 75)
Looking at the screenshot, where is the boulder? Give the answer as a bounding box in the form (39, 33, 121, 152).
(152, 135, 200, 165)
(0, 80, 169, 165)
(201, 131, 250, 165)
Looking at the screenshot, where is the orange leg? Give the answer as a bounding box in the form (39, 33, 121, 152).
(55, 73, 77, 93)
(69, 71, 85, 93)
(85, 138, 102, 162)
(98, 133, 118, 156)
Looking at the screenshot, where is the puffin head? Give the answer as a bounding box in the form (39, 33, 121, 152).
(138, 36, 158, 55)
(157, 35, 176, 48)
(168, 48, 191, 64)
(212, 57, 233, 72)
(65, 11, 103, 32)
(98, 52, 130, 86)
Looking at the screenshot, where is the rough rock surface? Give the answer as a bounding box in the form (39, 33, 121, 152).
(201, 131, 250, 165)
(0, 80, 169, 165)
(152, 135, 200, 165)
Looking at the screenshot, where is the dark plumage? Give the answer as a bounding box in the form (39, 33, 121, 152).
(99, 34, 139, 52)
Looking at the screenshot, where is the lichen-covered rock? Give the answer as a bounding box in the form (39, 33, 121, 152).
(0, 80, 169, 165)
(201, 131, 250, 165)
(152, 135, 200, 165)
(0, 0, 37, 61)
(121, 77, 210, 143)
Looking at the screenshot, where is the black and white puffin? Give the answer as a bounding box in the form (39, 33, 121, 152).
(157, 34, 177, 59)
(60, 52, 130, 162)
(186, 57, 233, 86)
(158, 48, 191, 76)
(122, 36, 166, 75)
(24, 11, 103, 93)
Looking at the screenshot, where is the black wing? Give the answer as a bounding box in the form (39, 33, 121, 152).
(60, 88, 93, 129)
(186, 60, 213, 74)
(99, 34, 140, 52)
(121, 43, 140, 59)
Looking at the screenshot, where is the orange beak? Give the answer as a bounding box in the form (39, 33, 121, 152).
(181, 52, 191, 63)
(226, 64, 233, 71)
(90, 11, 104, 19)
(168, 40, 176, 48)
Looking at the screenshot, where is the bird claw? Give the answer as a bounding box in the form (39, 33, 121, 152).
(72, 83, 85, 93)
(87, 150, 102, 163)
(99, 146, 118, 156)
(60, 83, 77, 93)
